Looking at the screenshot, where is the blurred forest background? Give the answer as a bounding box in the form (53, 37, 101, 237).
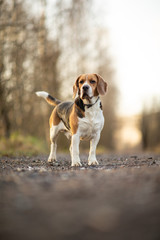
(0, 0, 160, 155)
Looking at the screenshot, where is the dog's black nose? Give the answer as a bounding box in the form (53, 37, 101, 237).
(83, 85, 89, 91)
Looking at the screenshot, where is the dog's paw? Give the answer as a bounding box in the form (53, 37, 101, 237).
(48, 158, 56, 163)
(71, 162, 82, 167)
(71, 159, 82, 167)
(88, 158, 99, 166)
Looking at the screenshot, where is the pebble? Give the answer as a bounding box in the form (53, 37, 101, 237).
(16, 168, 21, 172)
(55, 163, 60, 167)
(149, 160, 156, 166)
(39, 168, 47, 173)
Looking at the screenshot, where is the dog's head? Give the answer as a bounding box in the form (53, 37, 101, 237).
(73, 74, 107, 101)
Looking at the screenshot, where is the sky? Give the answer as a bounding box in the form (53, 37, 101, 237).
(95, 0, 160, 116)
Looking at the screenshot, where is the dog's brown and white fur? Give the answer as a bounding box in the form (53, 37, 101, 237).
(36, 73, 107, 166)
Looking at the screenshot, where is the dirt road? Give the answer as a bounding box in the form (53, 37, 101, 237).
(0, 153, 160, 240)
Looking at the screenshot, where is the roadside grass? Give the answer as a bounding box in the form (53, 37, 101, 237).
(0, 132, 48, 157)
(0, 131, 110, 158)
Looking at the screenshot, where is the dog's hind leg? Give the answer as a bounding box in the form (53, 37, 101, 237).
(48, 121, 65, 163)
(48, 141, 57, 162)
(48, 108, 61, 162)
(48, 126, 58, 162)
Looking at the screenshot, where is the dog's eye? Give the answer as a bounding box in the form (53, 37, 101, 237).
(90, 80, 96, 84)
(79, 80, 84, 84)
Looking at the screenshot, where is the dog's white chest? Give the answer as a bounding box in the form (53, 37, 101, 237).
(78, 104, 104, 140)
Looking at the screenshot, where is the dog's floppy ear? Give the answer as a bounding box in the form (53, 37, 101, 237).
(73, 75, 81, 98)
(95, 74, 107, 95)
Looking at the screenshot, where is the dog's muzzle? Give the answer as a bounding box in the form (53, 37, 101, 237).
(82, 85, 90, 100)
(83, 85, 89, 92)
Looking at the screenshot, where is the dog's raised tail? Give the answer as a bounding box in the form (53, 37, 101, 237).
(36, 91, 61, 106)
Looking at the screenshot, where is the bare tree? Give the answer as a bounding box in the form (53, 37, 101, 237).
(0, 0, 61, 139)
(0, 0, 12, 137)
(140, 101, 160, 150)
(0, 0, 119, 151)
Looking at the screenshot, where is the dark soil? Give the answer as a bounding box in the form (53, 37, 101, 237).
(1, 153, 160, 240)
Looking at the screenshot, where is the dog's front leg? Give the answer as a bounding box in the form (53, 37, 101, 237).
(88, 133, 100, 165)
(71, 133, 82, 167)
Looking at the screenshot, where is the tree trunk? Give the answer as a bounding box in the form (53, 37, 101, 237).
(0, 64, 11, 138)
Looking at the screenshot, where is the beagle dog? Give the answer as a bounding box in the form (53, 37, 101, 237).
(36, 73, 107, 166)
